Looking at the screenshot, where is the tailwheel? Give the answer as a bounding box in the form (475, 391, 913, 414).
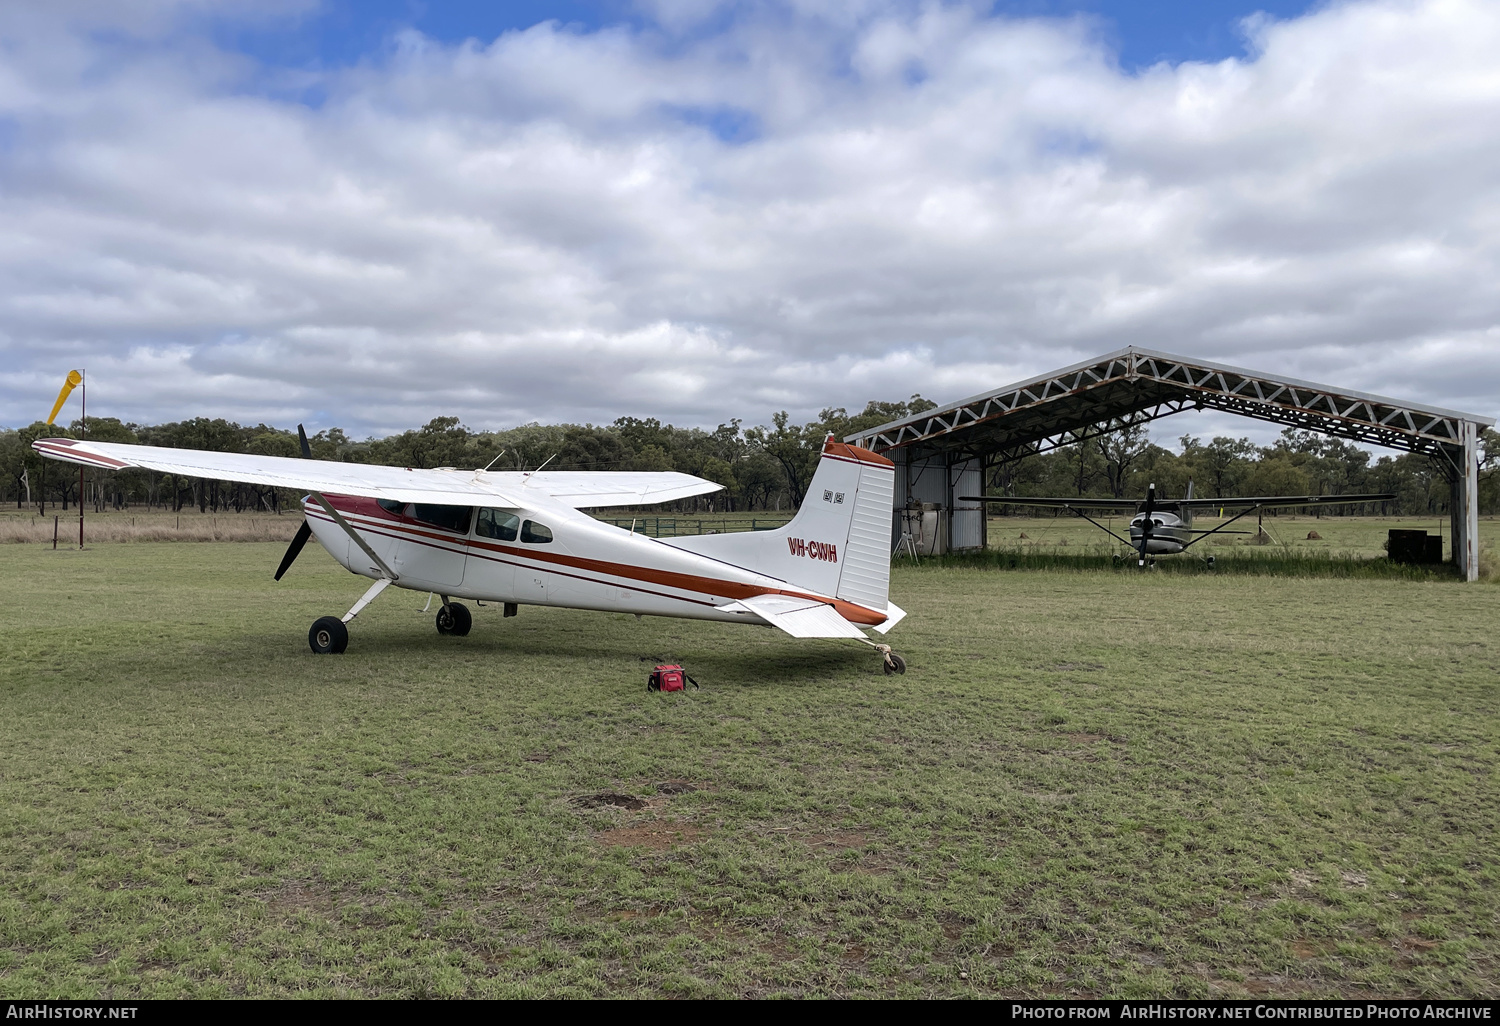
(309, 616, 349, 655)
(872, 643, 906, 675)
(436, 602, 472, 637)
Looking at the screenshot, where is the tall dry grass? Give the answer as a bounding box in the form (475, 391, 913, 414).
(0, 512, 302, 544)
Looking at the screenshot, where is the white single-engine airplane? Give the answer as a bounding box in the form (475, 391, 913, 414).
(35, 432, 909, 672)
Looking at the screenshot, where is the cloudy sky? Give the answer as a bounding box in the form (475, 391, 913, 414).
(1, 0, 1496, 440)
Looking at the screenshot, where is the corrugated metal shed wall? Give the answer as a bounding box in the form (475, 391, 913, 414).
(888, 452, 986, 553)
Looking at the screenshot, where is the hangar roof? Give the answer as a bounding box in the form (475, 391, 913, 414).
(845, 347, 1493, 465)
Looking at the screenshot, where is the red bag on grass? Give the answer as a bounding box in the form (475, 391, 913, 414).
(648, 665, 699, 692)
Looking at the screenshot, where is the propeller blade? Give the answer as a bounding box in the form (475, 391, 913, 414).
(1135, 483, 1156, 562)
(274, 521, 312, 581)
(297, 423, 312, 459)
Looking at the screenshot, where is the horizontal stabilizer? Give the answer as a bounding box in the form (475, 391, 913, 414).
(730, 594, 869, 639)
(871, 601, 905, 635)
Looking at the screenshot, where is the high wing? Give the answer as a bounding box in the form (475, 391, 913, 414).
(1168, 493, 1396, 510)
(959, 495, 1139, 508)
(32, 437, 722, 509)
(961, 493, 1395, 509)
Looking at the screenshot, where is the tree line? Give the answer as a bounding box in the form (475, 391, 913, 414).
(1, 404, 1494, 517)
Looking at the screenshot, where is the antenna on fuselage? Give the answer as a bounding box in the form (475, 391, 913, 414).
(476, 450, 507, 474)
(523, 453, 557, 484)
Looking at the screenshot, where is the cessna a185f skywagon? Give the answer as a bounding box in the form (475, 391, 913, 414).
(34, 433, 909, 672)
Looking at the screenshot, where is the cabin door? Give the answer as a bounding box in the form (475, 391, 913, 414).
(394, 504, 470, 590)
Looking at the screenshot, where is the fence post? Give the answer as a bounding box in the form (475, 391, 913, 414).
(53, 515, 58, 549)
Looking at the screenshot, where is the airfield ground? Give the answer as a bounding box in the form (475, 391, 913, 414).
(1, 542, 1497, 998)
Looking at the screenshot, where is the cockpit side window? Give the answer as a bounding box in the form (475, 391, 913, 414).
(409, 504, 473, 534)
(476, 508, 520, 541)
(521, 520, 553, 544)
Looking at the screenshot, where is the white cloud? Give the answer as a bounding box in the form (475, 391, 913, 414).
(0, 0, 1496, 442)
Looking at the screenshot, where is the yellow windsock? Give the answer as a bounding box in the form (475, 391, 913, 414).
(46, 370, 83, 426)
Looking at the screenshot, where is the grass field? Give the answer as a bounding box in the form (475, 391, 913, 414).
(2, 543, 1497, 998)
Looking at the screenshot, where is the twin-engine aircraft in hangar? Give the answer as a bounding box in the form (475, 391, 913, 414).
(962, 483, 1396, 565)
(34, 433, 909, 672)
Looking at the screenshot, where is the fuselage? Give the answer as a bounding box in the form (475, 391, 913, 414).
(1129, 507, 1193, 554)
(303, 494, 889, 627)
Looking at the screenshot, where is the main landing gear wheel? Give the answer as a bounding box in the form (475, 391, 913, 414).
(436, 602, 472, 637)
(309, 616, 349, 655)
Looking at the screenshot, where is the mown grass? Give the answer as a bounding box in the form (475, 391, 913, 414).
(1, 544, 1497, 998)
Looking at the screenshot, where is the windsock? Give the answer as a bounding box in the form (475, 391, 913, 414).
(46, 370, 82, 426)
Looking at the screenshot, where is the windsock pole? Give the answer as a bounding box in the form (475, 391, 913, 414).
(44, 369, 83, 531)
(78, 369, 85, 549)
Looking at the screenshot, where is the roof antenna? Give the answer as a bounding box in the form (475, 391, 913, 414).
(477, 449, 506, 474)
(523, 453, 557, 483)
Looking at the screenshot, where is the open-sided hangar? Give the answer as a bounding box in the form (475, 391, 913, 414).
(845, 347, 1494, 581)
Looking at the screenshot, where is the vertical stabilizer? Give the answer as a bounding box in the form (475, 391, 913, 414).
(665, 438, 896, 616)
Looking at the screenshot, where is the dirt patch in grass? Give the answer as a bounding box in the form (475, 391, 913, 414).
(803, 830, 868, 851)
(1291, 938, 1336, 959)
(571, 792, 648, 810)
(939, 912, 970, 941)
(654, 780, 700, 795)
(596, 820, 704, 850)
(264, 880, 337, 916)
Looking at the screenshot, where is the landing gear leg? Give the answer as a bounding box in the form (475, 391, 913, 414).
(308, 577, 391, 654)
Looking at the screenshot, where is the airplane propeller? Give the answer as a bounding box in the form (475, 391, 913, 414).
(274, 424, 315, 581)
(1136, 483, 1156, 564)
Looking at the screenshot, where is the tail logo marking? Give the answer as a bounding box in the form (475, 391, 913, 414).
(821, 490, 845, 504)
(787, 537, 839, 563)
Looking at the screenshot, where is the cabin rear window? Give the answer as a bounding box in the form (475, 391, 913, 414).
(476, 508, 520, 541)
(521, 520, 553, 544)
(410, 504, 473, 534)
(377, 498, 404, 516)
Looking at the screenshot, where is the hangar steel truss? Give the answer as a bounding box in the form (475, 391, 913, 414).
(846, 347, 1493, 579)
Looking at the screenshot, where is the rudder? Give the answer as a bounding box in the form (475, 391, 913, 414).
(666, 438, 895, 615)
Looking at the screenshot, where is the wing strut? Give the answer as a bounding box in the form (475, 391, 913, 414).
(309, 491, 400, 581)
(1177, 504, 1263, 552)
(1064, 506, 1133, 546)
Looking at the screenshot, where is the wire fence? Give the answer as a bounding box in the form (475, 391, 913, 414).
(595, 516, 793, 538)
